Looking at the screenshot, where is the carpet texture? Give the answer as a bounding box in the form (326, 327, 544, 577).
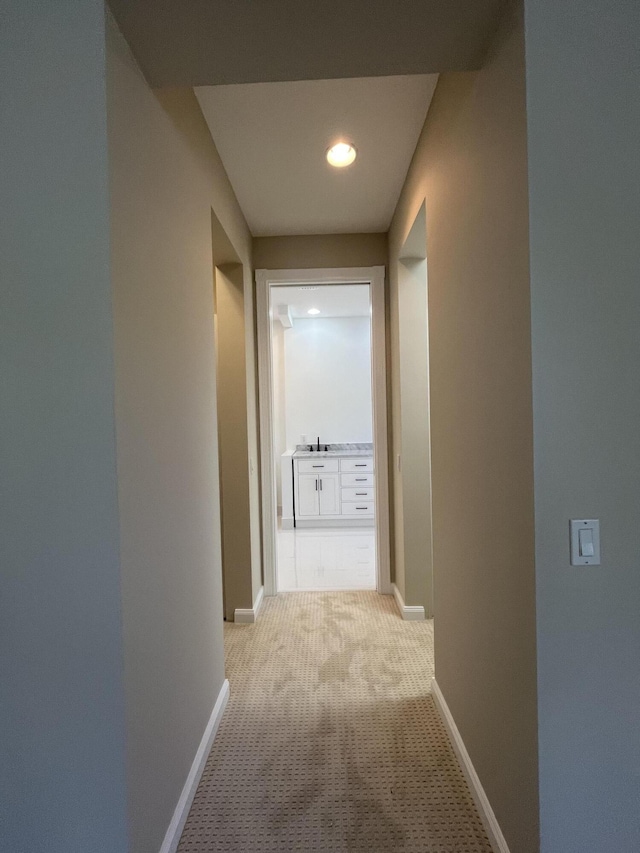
(178, 591, 492, 852)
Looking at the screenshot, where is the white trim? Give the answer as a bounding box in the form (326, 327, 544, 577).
(256, 266, 391, 598)
(369, 267, 392, 595)
(392, 582, 426, 621)
(431, 679, 511, 853)
(294, 517, 375, 529)
(233, 585, 264, 624)
(256, 270, 278, 596)
(159, 679, 230, 853)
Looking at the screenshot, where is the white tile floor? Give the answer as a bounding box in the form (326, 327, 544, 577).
(276, 524, 377, 591)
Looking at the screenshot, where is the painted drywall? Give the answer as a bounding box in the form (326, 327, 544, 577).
(272, 321, 287, 507)
(0, 3, 129, 851)
(107, 14, 258, 850)
(253, 233, 388, 270)
(108, 0, 505, 87)
(237, 243, 263, 608)
(393, 205, 434, 614)
(524, 0, 640, 849)
(284, 318, 373, 450)
(389, 4, 539, 850)
(215, 265, 255, 620)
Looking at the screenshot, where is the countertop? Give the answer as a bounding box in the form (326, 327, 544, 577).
(292, 442, 373, 458)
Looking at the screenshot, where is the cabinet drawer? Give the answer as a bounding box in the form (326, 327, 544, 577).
(341, 501, 375, 516)
(340, 458, 374, 473)
(341, 472, 375, 488)
(341, 487, 375, 502)
(297, 458, 339, 473)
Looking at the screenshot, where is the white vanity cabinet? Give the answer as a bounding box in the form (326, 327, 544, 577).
(296, 473, 340, 517)
(296, 474, 320, 517)
(293, 453, 374, 526)
(295, 459, 340, 518)
(319, 474, 340, 515)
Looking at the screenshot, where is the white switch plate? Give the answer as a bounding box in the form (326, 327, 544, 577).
(570, 519, 600, 566)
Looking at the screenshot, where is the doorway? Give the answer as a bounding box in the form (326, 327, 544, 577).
(256, 266, 390, 597)
(394, 202, 434, 617)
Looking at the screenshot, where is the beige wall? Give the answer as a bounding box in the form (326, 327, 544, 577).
(1, 3, 129, 850)
(388, 4, 538, 851)
(392, 204, 434, 614)
(107, 14, 257, 850)
(253, 232, 388, 270)
(525, 0, 640, 849)
(215, 264, 257, 620)
(238, 261, 263, 605)
(211, 215, 263, 615)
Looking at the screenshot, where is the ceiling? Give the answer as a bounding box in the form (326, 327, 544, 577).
(108, 0, 505, 87)
(271, 285, 370, 318)
(196, 75, 438, 236)
(109, 0, 504, 238)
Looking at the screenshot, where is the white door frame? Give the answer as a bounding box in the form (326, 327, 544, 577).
(256, 266, 391, 597)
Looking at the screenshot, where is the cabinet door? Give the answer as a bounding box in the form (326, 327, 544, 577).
(297, 474, 320, 516)
(319, 474, 340, 516)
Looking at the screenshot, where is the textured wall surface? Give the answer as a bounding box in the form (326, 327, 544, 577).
(107, 13, 254, 850)
(389, 4, 539, 850)
(525, 0, 640, 849)
(253, 233, 388, 271)
(0, 3, 129, 851)
(284, 317, 373, 450)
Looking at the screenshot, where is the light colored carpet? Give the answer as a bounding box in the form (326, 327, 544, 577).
(178, 591, 491, 852)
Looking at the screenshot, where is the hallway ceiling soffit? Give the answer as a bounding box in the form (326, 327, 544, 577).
(108, 0, 505, 87)
(196, 75, 438, 235)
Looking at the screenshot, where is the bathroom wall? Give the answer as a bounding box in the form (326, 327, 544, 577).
(283, 317, 373, 450)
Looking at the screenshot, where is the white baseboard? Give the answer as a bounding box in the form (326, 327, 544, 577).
(159, 678, 230, 853)
(295, 518, 375, 528)
(234, 585, 264, 624)
(431, 678, 510, 853)
(392, 582, 426, 621)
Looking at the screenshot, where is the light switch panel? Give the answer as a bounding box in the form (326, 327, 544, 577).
(570, 519, 600, 565)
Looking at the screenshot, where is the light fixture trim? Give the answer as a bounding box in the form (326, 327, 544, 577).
(326, 142, 357, 168)
(307, 308, 321, 315)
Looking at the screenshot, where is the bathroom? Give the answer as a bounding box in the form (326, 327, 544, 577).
(269, 282, 377, 590)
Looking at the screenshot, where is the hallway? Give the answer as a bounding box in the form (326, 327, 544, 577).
(178, 593, 490, 852)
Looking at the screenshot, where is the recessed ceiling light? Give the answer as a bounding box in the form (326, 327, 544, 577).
(308, 308, 321, 315)
(326, 142, 356, 168)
